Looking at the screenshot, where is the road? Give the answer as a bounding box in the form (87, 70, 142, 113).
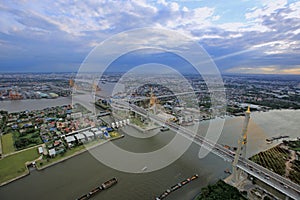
(117, 101, 300, 200)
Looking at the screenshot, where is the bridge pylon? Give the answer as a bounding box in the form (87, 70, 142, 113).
(231, 106, 251, 185)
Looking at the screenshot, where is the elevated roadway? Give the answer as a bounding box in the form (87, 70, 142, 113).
(112, 100, 300, 199)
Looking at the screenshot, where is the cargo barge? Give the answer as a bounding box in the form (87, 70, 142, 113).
(266, 135, 289, 143)
(155, 174, 198, 200)
(76, 177, 117, 200)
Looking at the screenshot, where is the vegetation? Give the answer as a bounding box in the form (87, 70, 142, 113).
(250, 142, 300, 185)
(1, 133, 15, 154)
(196, 180, 246, 200)
(12, 129, 42, 150)
(0, 111, 8, 132)
(245, 99, 300, 109)
(285, 140, 300, 151)
(0, 148, 40, 184)
(130, 117, 145, 128)
(95, 100, 110, 110)
(289, 160, 300, 184)
(250, 146, 288, 176)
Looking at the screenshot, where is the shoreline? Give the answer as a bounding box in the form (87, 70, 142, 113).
(0, 134, 124, 187)
(37, 134, 124, 171)
(0, 170, 30, 187)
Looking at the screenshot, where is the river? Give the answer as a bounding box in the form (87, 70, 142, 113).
(0, 98, 299, 200)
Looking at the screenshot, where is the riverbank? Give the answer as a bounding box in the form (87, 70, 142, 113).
(194, 180, 246, 200)
(36, 134, 124, 170)
(0, 135, 124, 187)
(0, 147, 40, 186)
(249, 138, 300, 185)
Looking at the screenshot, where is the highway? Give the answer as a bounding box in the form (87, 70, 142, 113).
(123, 89, 225, 103)
(112, 100, 300, 200)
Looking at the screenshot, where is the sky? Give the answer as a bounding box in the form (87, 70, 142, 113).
(0, 0, 300, 74)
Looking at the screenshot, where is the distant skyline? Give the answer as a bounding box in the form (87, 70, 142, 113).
(0, 0, 300, 74)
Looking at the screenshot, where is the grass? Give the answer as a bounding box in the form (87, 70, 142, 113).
(12, 130, 43, 150)
(0, 148, 40, 184)
(131, 117, 145, 128)
(1, 133, 15, 154)
(291, 147, 300, 151)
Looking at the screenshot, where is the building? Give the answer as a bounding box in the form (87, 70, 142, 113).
(75, 133, 86, 143)
(48, 149, 56, 157)
(83, 131, 95, 141)
(38, 147, 43, 154)
(65, 136, 76, 147)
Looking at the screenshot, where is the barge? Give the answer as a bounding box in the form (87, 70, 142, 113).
(266, 135, 289, 143)
(155, 174, 198, 200)
(76, 177, 117, 200)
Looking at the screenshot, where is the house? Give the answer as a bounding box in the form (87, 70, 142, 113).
(94, 130, 103, 138)
(75, 133, 86, 143)
(49, 148, 56, 157)
(38, 147, 43, 154)
(65, 136, 76, 147)
(91, 127, 98, 132)
(83, 131, 95, 141)
(106, 127, 113, 132)
(103, 131, 110, 139)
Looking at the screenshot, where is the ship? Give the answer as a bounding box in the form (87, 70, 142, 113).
(155, 174, 198, 200)
(101, 177, 118, 189)
(170, 183, 181, 192)
(266, 135, 289, 143)
(76, 177, 118, 200)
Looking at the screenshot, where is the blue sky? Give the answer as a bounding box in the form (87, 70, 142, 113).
(0, 0, 300, 74)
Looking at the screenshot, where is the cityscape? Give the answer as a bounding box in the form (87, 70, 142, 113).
(0, 1, 300, 200)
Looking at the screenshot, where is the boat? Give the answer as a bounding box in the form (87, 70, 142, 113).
(155, 174, 198, 199)
(88, 186, 101, 196)
(77, 194, 89, 200)
(101, 177, 118, 189)
(266, 135, 289, 143)
(171, 183, 182, 191)
(141, 166, 147, 172)
(76, 177, 117, 200)
(190, 174, 198, 180)
(181, 180, 188, 185)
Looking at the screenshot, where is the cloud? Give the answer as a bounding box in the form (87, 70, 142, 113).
(226, 65, 300, 75)
(0, 0, 299, 74)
